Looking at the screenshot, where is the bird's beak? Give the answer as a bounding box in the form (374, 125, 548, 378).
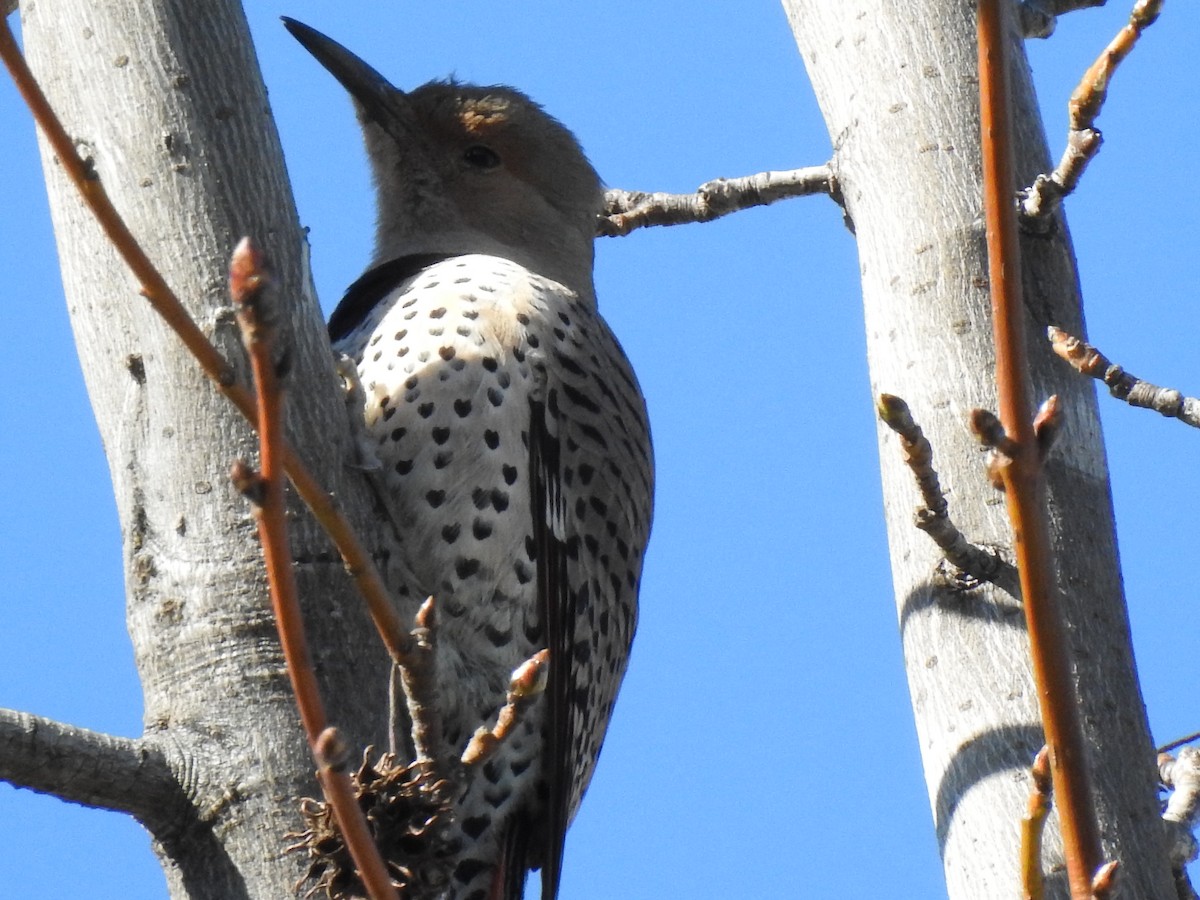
(282, 18, 416, 141)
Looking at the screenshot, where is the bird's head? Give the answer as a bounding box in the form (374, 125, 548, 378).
(284, 19, 603, 296)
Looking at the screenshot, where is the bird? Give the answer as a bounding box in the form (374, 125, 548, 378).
(284, 20, 654, 900)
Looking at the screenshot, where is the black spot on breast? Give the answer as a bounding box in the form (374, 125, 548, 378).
(578, 463, 595, 485)
(487, 387, 504, 407)
(454, 398, 472, 417)
(439, 345, 456, 360)
(396, 345, 409, 357)
(558, 311, 571, 326)
(502, 465, 518, 485)
(484, 623, 511, 647)
(456, 325, 472, 337)
(430, 307, 447, 319)
(432, 426, 451, 444)
(383, 406, 398, 422)
(482, 357, 498, 372)
(390, 427, 406, 442)
(425, 489, 446, 508)
(455, 557, 481, 579)
(514, 560, 533, 584)
(462, 309, 479, 320)
(524, 536, 537, 560)
(527, 333, 540, 349)
(454, 859, 490, 884)
(394, 460, 413, 475)
(429, 326, 444, 337)
(461, 817, 490, 840)
(418, 402, 435, 418)
(484, 430, 500, 449)
(574, 497, 587, 519)
(490, 489, 509, 512)
(441, 523, 460, 544)
(516, 312, 530, 326)
(403, 309, 418, 320)
(590, 497, 609, 517)
(472, 518, 493, 540)
(404, 388, 420, 403)
(584, 534, 599, 555)
(434, 450, 453, 469)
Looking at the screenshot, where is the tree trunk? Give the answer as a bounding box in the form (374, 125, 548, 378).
(782, 2, 1172, 897)
(21, 1, 400, 896)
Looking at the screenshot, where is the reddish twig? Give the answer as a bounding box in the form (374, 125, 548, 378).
(1021, 0, 1165, 219)
(977, 2, 1106, 898)
(230, 241, 397, 900)
(1049, 327, 1200, 428)
(0, 20, 413, 668)
(1021, 747, 1053, 900)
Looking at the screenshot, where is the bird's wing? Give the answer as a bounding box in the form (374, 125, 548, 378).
(527, 390, 573, 900)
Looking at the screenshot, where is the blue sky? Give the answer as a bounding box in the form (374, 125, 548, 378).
(1, 3, 1196, 897)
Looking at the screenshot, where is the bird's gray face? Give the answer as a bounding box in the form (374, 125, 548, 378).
(284, 19, 603, 294)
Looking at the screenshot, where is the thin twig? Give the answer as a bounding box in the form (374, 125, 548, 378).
(1021, 747, 1053, 900)
(1161, 732, 1200, 755)
(1049, 327, 1200, 428)
(398, 596, 445, 762)
(978, 2, 1106, 897)
(0, 20, 414, 668)
(1021, 0, 1165, 219)
(600, 165, 835, 237)
(230, 240, 397, 900)
(876, 393, 1017, 593)
(461, 650, 549, 768)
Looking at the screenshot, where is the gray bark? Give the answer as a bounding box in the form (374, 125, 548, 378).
(17, 1, 402, 896)
(782, 1, 1173, 898)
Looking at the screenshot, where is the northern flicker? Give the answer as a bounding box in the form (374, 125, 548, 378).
(285, 20, 654, 900)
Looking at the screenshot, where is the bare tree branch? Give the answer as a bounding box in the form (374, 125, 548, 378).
(877, 393, 1018, 594)
(0, 707, 183, 828)
(1048, 327, 1200, 428)
(600, 164, 835, 237)
(1021, 0, 1165, 220)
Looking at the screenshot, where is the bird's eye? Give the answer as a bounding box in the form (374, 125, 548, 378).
(463, 144, 502, 169)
